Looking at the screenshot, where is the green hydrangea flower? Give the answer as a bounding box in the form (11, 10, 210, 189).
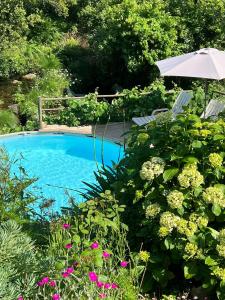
(184, 242, 198, 258)
(140, 161, 155, 181)
(137, 133, 149, 144)
(209, 153, 223, 168)
(160, 212, 179, 231)
(167, 190, 184, 209)
(145, 203, 161, 218)
(178, 164, 204, 188)
(213, 267, 225, 281)
(218, 229, 225, 245)
(158, 226, 170, 238)
(217, 244, 225, 258)
(176, 218, 188, 235)
(140, 157, 165, 181)
(139, 251, 150, 262)
(177, 219, 197, 236)
(202, 187, 225, 207)
(190, 213, 208, 228)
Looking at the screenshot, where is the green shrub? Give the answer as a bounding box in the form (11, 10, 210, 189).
(0, 110, 20, 133)
(13, 69, 70, 128)
(0, 220, 50, 300)
(45, 80, 177, 126)
(0, 148, 39, 223)
(45, 93, 110, 126)
(109, 80, 176, 121)
(85, 113, 225, 298)
(0, 41, 61, 78)
(29, 191, 148, 299)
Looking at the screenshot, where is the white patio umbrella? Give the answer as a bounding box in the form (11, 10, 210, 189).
(156, 48, 225, 116)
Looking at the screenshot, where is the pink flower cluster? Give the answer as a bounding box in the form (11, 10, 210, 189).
(37, 277, 56, 288)
(62, 267, 74, 278)
(88, 272, 119, 291)
(35, 240, 128, 300)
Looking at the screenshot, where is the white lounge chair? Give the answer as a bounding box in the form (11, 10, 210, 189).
(132, 90, 193, 126)
(201, 99, 225, 119)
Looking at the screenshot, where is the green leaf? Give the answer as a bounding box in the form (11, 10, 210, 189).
(205, 256, 218, 266)
(183, 156, 199, 163)
(98, 275, 108, 282)
(72, 235, 81, 244)
(213, 134, 225, 141)
(55, 261, 65, 271)
(164, 237, 175, 250)
(212, 204, 221, 216)
(163, 168, 179, 182)
(192, 140, 202, 148)
(184, 263, 198, 279)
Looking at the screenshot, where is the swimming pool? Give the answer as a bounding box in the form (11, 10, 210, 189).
(0, 133, 123, 211)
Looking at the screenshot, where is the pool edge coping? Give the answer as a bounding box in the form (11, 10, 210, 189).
(0, 131, 124, 147)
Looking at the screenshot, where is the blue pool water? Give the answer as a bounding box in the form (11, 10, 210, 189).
(0, 133, 123, 211)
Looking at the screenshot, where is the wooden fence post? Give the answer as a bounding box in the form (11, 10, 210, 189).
(38, 96, 43, 129)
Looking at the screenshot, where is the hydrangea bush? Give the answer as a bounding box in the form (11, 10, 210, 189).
(87, 113, 225, 299)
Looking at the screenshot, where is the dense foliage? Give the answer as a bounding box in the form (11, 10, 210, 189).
(1, 0, 225, 92)
(45, 81, 177, 126)
(86, 113, 225, 298)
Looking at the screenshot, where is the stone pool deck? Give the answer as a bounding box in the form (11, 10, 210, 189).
(39, 122, 132, 143)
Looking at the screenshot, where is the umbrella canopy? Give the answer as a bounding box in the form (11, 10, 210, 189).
(156, 48, 225, 80)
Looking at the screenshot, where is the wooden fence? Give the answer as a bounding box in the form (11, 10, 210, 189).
(38, 92, 151, 129)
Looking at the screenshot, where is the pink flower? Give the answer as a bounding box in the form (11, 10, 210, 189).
(66, 267, 74, 274)
(63, 223, 71, 229)
(37, 277, 49, 286)
(52, 294, 60, 300)
(102, 251, 110, 259)
(65, 243, 72, 249)
(89, 272, 98, 282)
(49, 280, 56, 287)
(42, 277, 49, 284)
(120, 261, 128, 268)
(104, 283, 111, 289)
(111, 283, 119, 289)
(96, 281, 104, 288)
(37, 280, 44, 286)
(18, 296, 23, 300)
(91, 242, 99, 249)
(62, 272, 70, 278)
(99, 293, 107, 299)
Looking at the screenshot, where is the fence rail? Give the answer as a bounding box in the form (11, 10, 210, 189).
(38, 91, 154, 129)
(38, 90, 174, 129)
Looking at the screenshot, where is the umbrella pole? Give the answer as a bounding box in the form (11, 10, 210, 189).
(204, 80, 209, 118)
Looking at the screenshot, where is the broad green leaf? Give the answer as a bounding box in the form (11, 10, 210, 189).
(205, 256, 218, 266)
(163, 168, 179, 182)
(214, 184, 225, 194)
(55, 261, 65, 271)
(192, 140, 202, 148)
(213, 134, 225, 141)
(183, 156, 199, 163)
(72, 235, 81, 244)
(184, 264, 198, 279)
(212, 204, 221, 216)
